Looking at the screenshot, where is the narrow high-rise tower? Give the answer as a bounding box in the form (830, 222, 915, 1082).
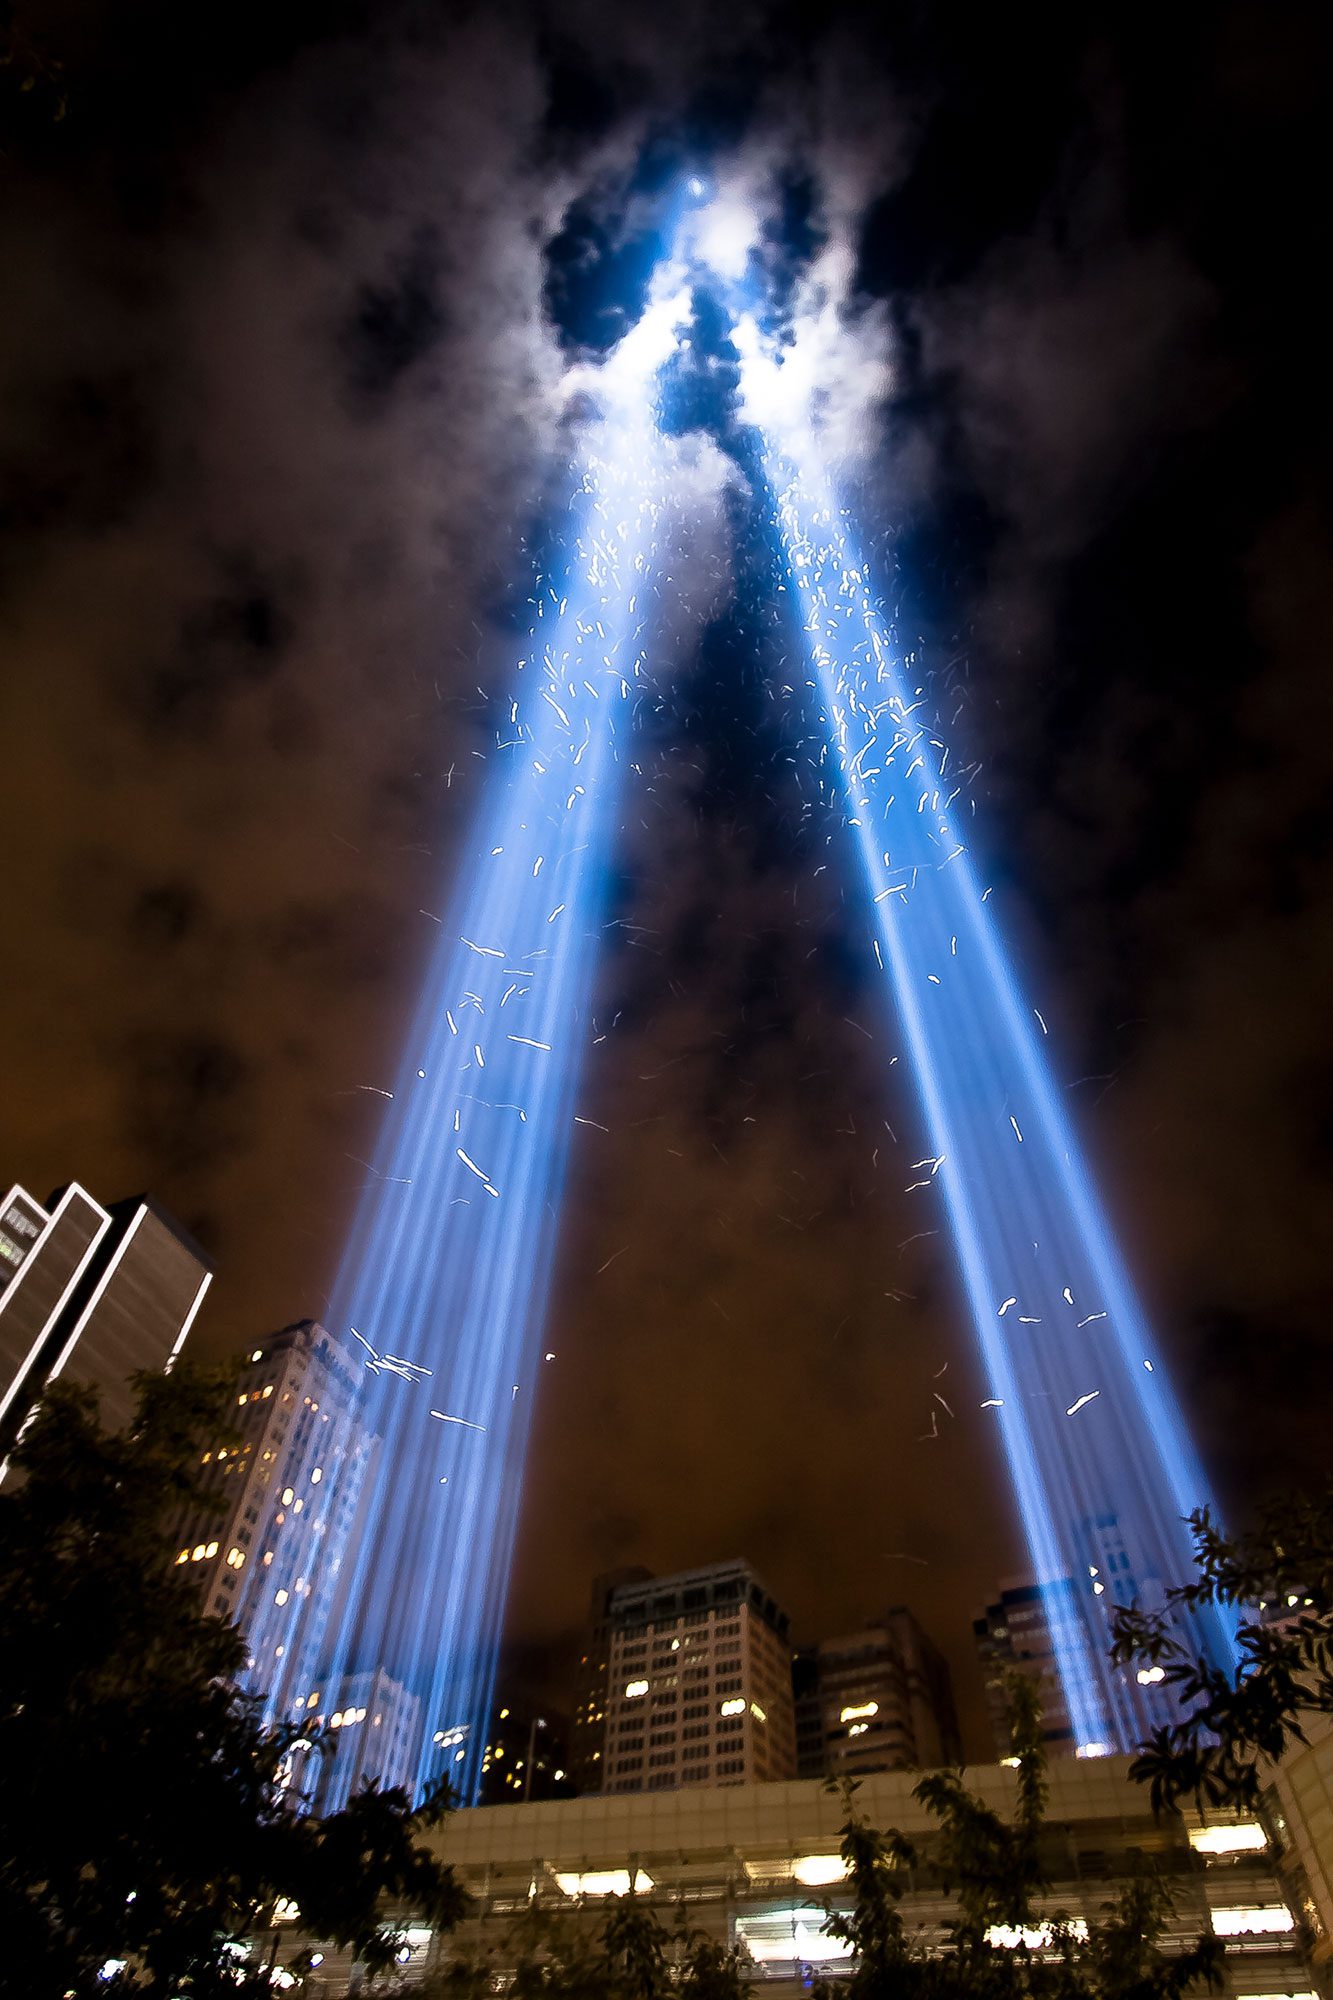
(598, 1560, 797, 1793)
(794, 1608, 961, 1779)
(0, 1179, 211, 1465)
(171, 1321, 377, 1724)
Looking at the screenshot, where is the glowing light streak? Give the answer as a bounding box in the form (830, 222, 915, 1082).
(762, 444, 1240, 1750)
(241, 325, 682, 1804)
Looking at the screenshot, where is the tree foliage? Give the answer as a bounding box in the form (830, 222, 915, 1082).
(0, 1365, 467, 1997)
(423, 1893, 751, 2000)
(1111, 1495, 1333, 1816)
(812, 1675, 1222, 2000)
(0, 2, 67, 142)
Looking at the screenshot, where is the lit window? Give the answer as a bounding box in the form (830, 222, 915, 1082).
(192, 1545, 206, 1562)
(250, 1350, 263, 1362)
(307, 1693, 319, 1710)
(281, 1488, 295, 1506)
(1189, 1824, 1267, 1855)
(204, 1541, 219, 1559)
(274, 1588, 289, 1606)
(1137, 1665, 1166, 1685)
(720, 1698, 745, 1717)
(310, 1468, 322, 1484)
(840, 1702, 879, 1723)
(555, 1870, 654, 1898)
(735, 1907, 852, 1964)
(625, 1680, 649, 1699)
(750, 1701, 767, 1722)
(791, 1856, 847, 1887)
(987, 1923, 1088, 1950)
(1210, 1906, 1293, 1935)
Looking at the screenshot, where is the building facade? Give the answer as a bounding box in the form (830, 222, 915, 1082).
(290, 1666, 422, 1816)
(171, 1320, 375, 1719)
(0, 1179, 211, 1465)
(282, 1755, 1320, 1995)
(598, 1560, 797, 1795)
(569, 1566, 652, 1794)
(973, 1577, 1084, 1760)
(974, 1548, 1186, 1764)
(471, 1701, 575, 1807)
(794, 1608, 961, 1781)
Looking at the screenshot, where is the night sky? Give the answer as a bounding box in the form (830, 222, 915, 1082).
(3, 0, 1329, 1758)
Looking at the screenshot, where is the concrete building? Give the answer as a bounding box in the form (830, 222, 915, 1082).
(171, 1320, 375, 1718)
(794, 1609, 961, 1781)
(974, 1546, 1189, 1764)
(973, 1576, 1084, 1759)
(1268, 1722, 1333, 1975)
(598, 1560, 797, 1795)
(0, 1179, 211, 1465)
(284, 1755, 1319, 1995)
(472, 1701, 575, 1807)
(290, 1666, 422, 1816)
(569, 1566, 652, 1794)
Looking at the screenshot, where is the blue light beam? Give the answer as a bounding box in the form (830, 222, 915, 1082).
(241, 357, 682, 1804)
(763, 448, 1238, 1753)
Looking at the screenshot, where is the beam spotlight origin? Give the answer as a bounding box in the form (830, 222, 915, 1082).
(748, 418, 1237, 1750)
(243, 291, 688, 1808)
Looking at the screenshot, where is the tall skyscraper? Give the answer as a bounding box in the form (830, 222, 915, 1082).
(289, 1666, 421, 1815)
(598, 1560, 798, 1794)
(794, 1608, 961, 1781)
(973, 1577, 1090, 1759)
(473, 1699, 574, 1806)
(569, 1565, 652, 1794)
(171, 1321, 375, 1721)
(0, 1179, 212, 1464)
(975, 1524, 1185, 1764)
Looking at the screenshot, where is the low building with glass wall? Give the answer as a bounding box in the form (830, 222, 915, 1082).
(279, 1754, 1321, 1996)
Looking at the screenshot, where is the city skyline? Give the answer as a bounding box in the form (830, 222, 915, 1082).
(2, 0, 1328, 1766)
(0, 1196, 1133, 1779)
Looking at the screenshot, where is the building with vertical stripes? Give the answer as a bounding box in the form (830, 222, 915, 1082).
(0, 1179, 211, 1466)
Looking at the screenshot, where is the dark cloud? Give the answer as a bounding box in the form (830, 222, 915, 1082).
(1, 0, 1328, 1754)
(342, 225, 447, 398)
(120, 1030, 255, 1176)
(129, 880, 204, 952)
(260, 892, 403, 989)
(143, 559, 302, 738)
